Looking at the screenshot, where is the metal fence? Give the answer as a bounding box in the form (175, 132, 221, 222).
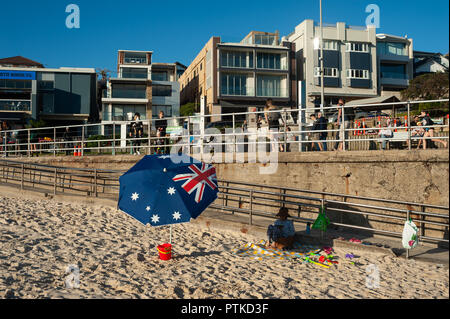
(1, 159, 448, 249)
(0, 99, 448, 158)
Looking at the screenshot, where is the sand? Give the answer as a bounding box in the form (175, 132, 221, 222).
(0, 194, 448, 299)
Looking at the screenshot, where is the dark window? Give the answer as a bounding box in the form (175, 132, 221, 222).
(153, 85, 172, 97)
(38, 81, 54, 90)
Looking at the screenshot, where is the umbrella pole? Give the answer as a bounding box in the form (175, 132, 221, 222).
(170, 225, 172, 245)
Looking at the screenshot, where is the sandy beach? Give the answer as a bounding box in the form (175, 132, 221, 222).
(0, 194, 448, 299)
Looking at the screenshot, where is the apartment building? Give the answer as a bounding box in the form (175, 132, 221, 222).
(376, 34, 414, 98)
(0, 56, 97, 125)
(179, 31, 297, 122)
(101, 50, 181, 123)
(287, 20, 379, 112)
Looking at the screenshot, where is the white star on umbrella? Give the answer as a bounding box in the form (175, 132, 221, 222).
(172, 211, 181, 221)
(131, 192, 139, 201)
(159, 155, 171, 159)
(168, 187, 176, 195)
(151, 214, 160, 224)
(146, 206, 151, 212)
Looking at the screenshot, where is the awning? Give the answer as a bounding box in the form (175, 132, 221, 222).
(346, 95, 401, 111)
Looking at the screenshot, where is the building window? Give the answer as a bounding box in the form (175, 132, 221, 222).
(111, 105, 146, 121)
(221, 73, 250, 96)
(257, 52, 280, 69)
(254, 35, 277, 45)
(111, 84, 146, 99)
(314, 67, 338, 77)
(256, 75, 287, 97)
(152, 105, 172, 118)
(346, 69, 370, 79)
(121, 68, 148, 79)
(380, 64, 407, 79)
(0, 79, 32, 89)
(314, 40, 339, 51)
(152, 71, 168, 81)
(377, 42, 407, 56)
(346, 42, 369, 53)
(38, 81, 54, 90)
(39, 93, 54, 113)
(220, 51, 253, 68)
(153, 85, 172, 97)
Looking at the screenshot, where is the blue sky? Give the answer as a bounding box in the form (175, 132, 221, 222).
(1, 0, 448, 75)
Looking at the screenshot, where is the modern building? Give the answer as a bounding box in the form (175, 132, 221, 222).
(101, 50, 181, 124)
(376, 34, 414, 98)
(413, 51, 449, 77)
(179, 31, 297, 122)
(286, 20, 416, 116)
(286, 20, 379, 113)
(0, 57, 97, 125)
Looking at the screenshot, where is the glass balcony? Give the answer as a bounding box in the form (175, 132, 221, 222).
(0, 100, 31, 112)
(124, 57, 147, 64)
(121, 72, 148, 79)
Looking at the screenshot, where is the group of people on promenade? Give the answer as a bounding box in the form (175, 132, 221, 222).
(128, 111, 168, 155)
(378, 110, 447, 150)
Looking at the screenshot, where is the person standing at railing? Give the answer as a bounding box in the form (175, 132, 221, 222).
(264, 99, 285, 152)
(62, 127, 73, 156)
(420, 111, 447, 149)
(1, 121, 10, 157)
(130, 113, 143, 155)
(333, 98, 354, 151)
(317, 112, 328, 151)
(155, 111, 168, 154)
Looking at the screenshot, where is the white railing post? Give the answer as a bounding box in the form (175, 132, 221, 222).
(81, 125, 85, 157)
(342, 105, 346, 151)
(53, 127, 56, 157)
(407, 102, 412, 150)
(112, 122, 116, 156)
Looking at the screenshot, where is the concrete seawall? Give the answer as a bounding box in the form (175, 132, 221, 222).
(17, 149, 449, 207)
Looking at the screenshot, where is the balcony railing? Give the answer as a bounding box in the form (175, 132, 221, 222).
(0, 100, 31, 112)
(124, 57, 147, 64)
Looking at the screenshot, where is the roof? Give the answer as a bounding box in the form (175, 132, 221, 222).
(346, 95, 401, 110)
(376, 34, 410, 42)
(414, 55, 449, 70)
(0, 56, 44, 68)
(0, 66, 96, 74)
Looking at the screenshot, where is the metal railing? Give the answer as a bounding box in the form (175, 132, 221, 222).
(0, 99, 448, 158)
(0, 159, 448, 248)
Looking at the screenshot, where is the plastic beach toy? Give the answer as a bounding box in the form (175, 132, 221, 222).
(157, 243, 172, 260)
(345, 253, 354, 259)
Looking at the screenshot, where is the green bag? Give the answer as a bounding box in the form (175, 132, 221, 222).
(312, 205, 330, 232)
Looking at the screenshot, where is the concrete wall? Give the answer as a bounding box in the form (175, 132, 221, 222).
(19, 149, 449, 207)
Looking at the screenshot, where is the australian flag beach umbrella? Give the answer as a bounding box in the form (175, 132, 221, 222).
(118, 154, 219, 243)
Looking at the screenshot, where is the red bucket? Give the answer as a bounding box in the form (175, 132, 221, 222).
(157, 243, 172, 260)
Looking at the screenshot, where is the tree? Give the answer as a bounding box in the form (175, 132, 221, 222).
(401, 72, 449, 116)
(180, 102, 197, 117)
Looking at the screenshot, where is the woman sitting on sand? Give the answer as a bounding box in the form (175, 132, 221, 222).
(267, 207, 295, 250)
